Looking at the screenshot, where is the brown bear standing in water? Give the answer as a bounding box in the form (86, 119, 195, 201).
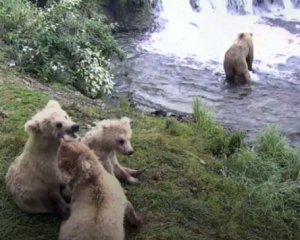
(223, 32, 254, 84)
(57, 137, 142, 240)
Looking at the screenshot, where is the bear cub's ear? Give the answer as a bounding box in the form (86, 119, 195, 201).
(78, 153, 91, 172)
(238, 33, 244, 39)
(121, 117, 131, 125)
(25, 119, 40, 133)
(46, 100, 61, 109)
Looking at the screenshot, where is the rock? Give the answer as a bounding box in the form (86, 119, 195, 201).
(151, 109, 167, 117)
(253, 0, 285, 11)
(28, 0, 60, 8)
(151, 0, 163, 10)
(152, 173, 163, 181)
(190, 0, 200, 12)
(7, 61, 16, 68)
(0, 111, 8, 123)
(199, 159, 206, 165)
(104, 0, 152, 32)
(292, 0, 300, 8)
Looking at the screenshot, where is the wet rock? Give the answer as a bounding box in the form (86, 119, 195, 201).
(227, 0, 248, 14)
(293, 0, 300, 8)
(151, 0, 163, 10)
(151, 109, 167, 117)
(253, 0, 284, 11)
(265, 18, 300, 34)
(190, 0, 200, 12)
(104, 0, 152, 32)
(28, 0, 60, 8)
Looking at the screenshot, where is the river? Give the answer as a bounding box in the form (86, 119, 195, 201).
(111, 0, 300, 145)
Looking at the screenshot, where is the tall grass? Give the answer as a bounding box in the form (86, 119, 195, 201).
(193, 99, 300, 239)
(193, 98, 245, 157)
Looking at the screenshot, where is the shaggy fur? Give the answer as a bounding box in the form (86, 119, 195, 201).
(57, 138, 142, 240)
(82, 117, 144, 185)
(224, 32, 254, 84)
(5, 100, 79, 218)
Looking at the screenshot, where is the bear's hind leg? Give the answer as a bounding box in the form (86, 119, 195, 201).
(44, 191, 70, 220)
(125, 201, 143, 228)
(243, 71, 251, 84)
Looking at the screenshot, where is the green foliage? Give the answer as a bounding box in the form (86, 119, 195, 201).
(0, 0, 122, 98)
(193, 98, 245, 157)
(225, 127, 300, 239)
(193, 99, 300, 239)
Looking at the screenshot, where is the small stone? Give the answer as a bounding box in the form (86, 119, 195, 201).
(199, 159, 206, 165)
(152, 174, 163, 181)
(7, 61, 16, 68)
(0, 111, 8, 119)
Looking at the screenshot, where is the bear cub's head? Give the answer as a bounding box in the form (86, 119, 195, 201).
(57, 137, 95, 180)
(237, 32, 253, 40)
(100, 117, 133, 155)
(25, 100, 79, 140)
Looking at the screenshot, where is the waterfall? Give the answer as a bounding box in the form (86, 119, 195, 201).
(187, 0, 297, 14)
(283, 0, 294, 9)
(200, 0, 228, 14)
(142, 0, 300, 76)
(227, 0, 253, 14)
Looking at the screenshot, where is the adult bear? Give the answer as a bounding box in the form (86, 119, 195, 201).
(223, 32, 254, 84)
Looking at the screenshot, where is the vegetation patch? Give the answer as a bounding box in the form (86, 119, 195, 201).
(0, 69, 299, 240)
(0, 0, 122, 97)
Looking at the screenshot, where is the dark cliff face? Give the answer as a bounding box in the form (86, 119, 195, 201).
(27, 0, 153, 32)
(28, 0, 60, 8)
(104, 0, 153, 32)
(28, 0, 49, 7)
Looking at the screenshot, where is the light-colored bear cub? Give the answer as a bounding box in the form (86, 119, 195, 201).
(57, 138, 142, 240)
(82, 117, 144, 184)
(5, 100, 79, 218)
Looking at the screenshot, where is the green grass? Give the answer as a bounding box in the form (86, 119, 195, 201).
(0, 69, 300, 240)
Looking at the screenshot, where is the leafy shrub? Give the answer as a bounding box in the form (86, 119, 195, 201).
(0, 0, 122, 97)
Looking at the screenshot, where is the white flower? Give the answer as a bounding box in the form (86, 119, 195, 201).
(51, 65, 58, 71)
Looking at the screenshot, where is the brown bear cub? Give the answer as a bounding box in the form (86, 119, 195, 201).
(82, 117, 144, 185)
(57, 137, 142, 240)
(5, 100, 79, 219)
(223, 32, 254, 84)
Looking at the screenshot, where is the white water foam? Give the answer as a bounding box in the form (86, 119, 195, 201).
(141, 0, 300, 77)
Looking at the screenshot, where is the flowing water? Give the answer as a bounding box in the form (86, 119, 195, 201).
(112, 0, 300, 145)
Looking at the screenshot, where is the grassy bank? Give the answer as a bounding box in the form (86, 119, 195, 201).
(0, 67, 299, 240)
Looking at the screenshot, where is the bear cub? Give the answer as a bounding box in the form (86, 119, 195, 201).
(82, 117, 144, 185)
(57, 137, 142, 240)
(5, 100, 79, 219)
